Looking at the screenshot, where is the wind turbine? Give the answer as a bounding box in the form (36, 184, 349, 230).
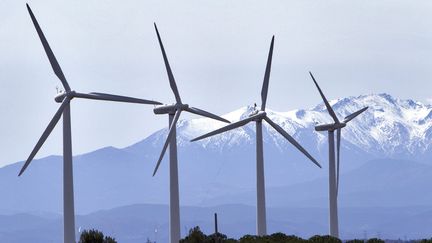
(309, 71, 368, 238)
(191, 37, 321, 236)
(151, 23, 230, 243)
(21, 5, 161, 243)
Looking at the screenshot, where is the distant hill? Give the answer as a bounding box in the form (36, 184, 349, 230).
(1, 203, 432, 243)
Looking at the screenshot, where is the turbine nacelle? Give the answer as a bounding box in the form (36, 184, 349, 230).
(54, 92, 67, 103)
(54, 90, 76, 103)
(315, 122, 346, 132)
(249, 110, 266, 120)
(153, 103, 189, 115)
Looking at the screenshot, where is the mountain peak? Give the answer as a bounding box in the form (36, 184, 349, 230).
(126, 93, 432, 160)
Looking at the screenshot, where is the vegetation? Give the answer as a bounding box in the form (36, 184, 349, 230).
(180, 226, 237, 243)
(308, 235, 341, 243)
(366, 239, 385, 243)
(78, 229, 117, 243)
(180, 227, 340, 243)
(180, 227, 432, 243)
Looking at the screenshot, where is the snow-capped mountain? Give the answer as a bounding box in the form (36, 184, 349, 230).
(152, 93, 432, 161)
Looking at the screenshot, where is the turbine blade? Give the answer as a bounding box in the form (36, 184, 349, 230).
(19, 98, 70, 176)
(260, 36, 274, 111)
(336, 128, 341, 196)
(185, 107, 230, 123)
(153, 110, 182, 176)
(154, 23, 181, 103)
(26, 4, 71, 92)
(264, 116, 321, 168)
(343, 106, 368, 123)
(309, 72, 339, 123)
(191, 114, 260, 142)
(74, 92, 162, 105)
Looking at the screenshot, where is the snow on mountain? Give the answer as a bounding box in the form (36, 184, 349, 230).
(163, 93, 432, 160)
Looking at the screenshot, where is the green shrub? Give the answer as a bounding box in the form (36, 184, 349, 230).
(104, 236, 117, 243)
(262, 233, 306, 243)
(78, 229, 117, 243)
(308, 235, 342, 243)
(346, 240, 364, 243)
(180, 226, 210, 243)
(366, 238, 384, 243)
(239, 234, 260, 243)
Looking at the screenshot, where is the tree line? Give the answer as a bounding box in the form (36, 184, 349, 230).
(180, 226, 432, 243)
(77, 227, 432, 243)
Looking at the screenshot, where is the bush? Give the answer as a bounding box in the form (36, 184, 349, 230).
(346, 240, 364, 243)
(180, 226, 210, 243)
(282, 235, 307, 243)
(104, 236, 117, 243)
(224, 239, 239, 243)
(262, 233, 306, 243)
(208, 232, 229, 243)
(309, 235, 342, 243)
(78, 229, 117, 243)
(366, 238, 384, 243)
(238, 235, 260, 243)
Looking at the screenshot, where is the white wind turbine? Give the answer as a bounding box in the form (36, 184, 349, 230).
(192, 37, 321, 236)
(20, 5, 161, 243)
(309, 71, 368, 238)
(151, 23, 230, 243)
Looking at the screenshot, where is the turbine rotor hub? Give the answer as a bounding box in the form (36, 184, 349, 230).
(54, 90, 75, 103)
(153, 103, 188, 114)
(251, 111, 266, 121)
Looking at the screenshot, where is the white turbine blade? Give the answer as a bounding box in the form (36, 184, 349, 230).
(309, 72, 339, 123)
(336, 128, 341, 196)
(343, 106, 368, 123)
(260, 36, 274, 111)
(264, 117, 321, 168)
(153, 110, 182, 176)
(75, 92, 162, 105)
(185, 107, 230, 123)
(191, 114, 260, 142)
(19, 98, 70, 176)
(26, 4, 71, 92)
(154, 23, 181, 103)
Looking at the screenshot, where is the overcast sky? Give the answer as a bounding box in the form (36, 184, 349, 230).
(0, 0, 431, 166)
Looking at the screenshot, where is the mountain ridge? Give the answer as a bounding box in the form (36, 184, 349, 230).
(2, 203, 432, 243)
(2, 93, 432, 215)
(123, 93, 432, 162)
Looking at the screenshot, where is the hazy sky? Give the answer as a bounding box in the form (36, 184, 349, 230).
(0, 0, 431, 166)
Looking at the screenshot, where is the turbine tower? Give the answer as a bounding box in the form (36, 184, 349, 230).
(21, 5, 161, 243)
(309, 72, 368, 238)
(152, 23, 230, 243)
(192, 37, 321, 236)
